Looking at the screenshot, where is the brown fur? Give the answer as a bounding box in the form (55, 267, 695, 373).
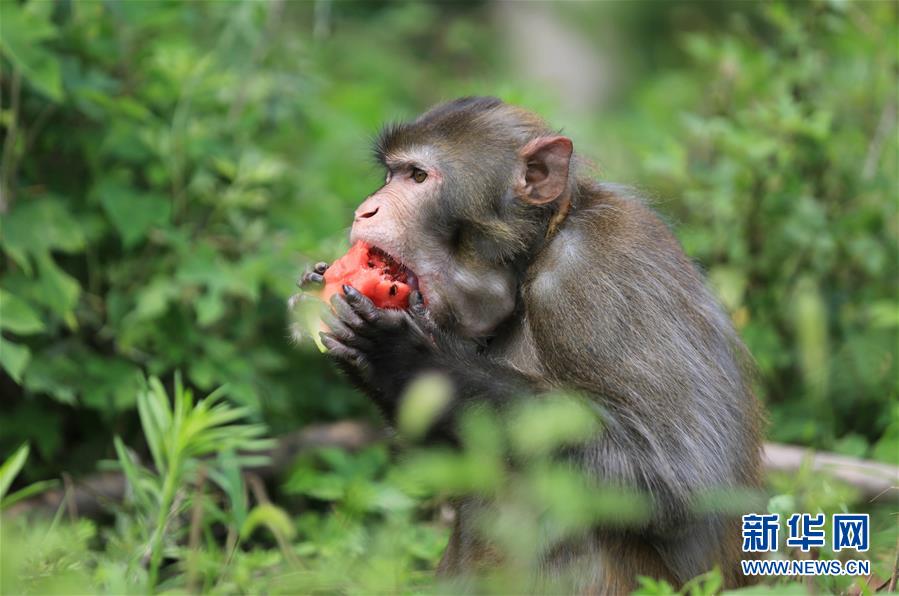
(320, 97, 764, 593)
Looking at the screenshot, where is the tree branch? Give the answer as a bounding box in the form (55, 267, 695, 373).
(5, 420, 383, 518)
(5, 425, 896, 519)
(763, 442, 898, 503)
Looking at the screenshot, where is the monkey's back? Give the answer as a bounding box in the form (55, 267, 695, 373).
(509, 182, 762, 589)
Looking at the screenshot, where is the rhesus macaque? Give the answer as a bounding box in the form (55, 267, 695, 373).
(297, 97, 762, 592)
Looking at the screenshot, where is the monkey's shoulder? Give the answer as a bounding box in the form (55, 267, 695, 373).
(527, 186, 685, 291)
(579, 184, 683, 254)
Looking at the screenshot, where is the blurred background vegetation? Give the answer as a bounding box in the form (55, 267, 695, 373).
(1, 0, 896, 593)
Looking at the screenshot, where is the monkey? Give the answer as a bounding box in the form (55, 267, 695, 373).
(296, 97, 763, 592)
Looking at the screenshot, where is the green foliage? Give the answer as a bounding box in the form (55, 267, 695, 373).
(5, 388, 892, 594)
(119, 374, 272, 588)
(610, 2, 898, 454)
(1, 0, 896, 594)
(396, 372, 454, 442)
(2, 378, 274, 593)
(1, 517, 98, 595)
(0, 442, 58, 510)
(0, 1, 63, 100)
(765, 462, 899, 595)
(2, 0, 893, 470)
(634, 568, 723, 596)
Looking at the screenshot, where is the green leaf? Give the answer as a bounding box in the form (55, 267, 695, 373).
(94, 179, 171, 247)
(393, 449, 500, 496)
(871, 404, 899, 465)
(0, 443, 30, 500)
(113, 437, 151, 508)
(79, 358, 145, 412)
(288, 293, 328, 352)
(507, 394, 601, 457)
(136, 383, 166, 474)
(0, 337, 31, 383)
(195, 291, 225, 327)
(23, 345, 142, 410)
(792, 277, 829, 403)
(1, 478, 58, 510)
(131, 277, 177, 321)
(633, 575, 677, 595)
(284, 469, 346, 501)
(831, 433, 869, 458)
(21, 347, 78, 405)
(33, 254, 80, 324)
(0, 257, 80, 327)
(1, 198, 86, 259)
(868, 301, 899, 329)
(0, 290, 45, 335)
(0, 1, 63, 100)
(397, 373, 452, 441)
(240, 503, 296, 541)
(209, 451, 249, 529)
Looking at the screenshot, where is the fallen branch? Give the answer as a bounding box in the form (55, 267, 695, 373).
(763, 442, 898, 503)
(5, 420, 383, 518)
(5, 423, 897, 518)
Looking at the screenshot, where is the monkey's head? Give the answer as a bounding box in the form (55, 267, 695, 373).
(349, 97, 574, 338)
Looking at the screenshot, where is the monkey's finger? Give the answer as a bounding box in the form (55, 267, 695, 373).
(409, 290, 424, 307)
(342, 285, 382, 324)
(313, 262, 330, 274)
(409, 290, 428, 316)
(299, 271, 324, 289)
(377, 307, 406, 328)
(321, 332, 366, 368)
(342, 285, 405, 331)
(403, 311, 437, 346)
(407, 291, 436, 330)
(330, 293, 367, 331)
(322, 311, 373, 350)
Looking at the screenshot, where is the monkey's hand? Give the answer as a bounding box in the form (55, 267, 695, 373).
(320, 285, 442, 406)
(322, 284, 536, 441)
(298, 261, 330, 289)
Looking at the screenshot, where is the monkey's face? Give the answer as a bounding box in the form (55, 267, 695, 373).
(350, 100, 573, 339)
(349, 145, 519, 338)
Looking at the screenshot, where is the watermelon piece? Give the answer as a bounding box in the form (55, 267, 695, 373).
(321, 241, 414, 309)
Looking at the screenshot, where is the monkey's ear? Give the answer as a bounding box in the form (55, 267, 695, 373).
(516, 136, 573, 205)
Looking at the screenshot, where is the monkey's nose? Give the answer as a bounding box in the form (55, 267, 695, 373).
(355, 206, 379, 221)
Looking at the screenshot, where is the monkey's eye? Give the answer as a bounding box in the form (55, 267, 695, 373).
(411, 167, 428, 183)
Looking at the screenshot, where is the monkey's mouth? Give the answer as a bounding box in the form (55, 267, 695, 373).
(368, 246, 421, 298)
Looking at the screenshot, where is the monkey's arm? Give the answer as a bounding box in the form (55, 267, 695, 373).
(321, 285, 536, 434)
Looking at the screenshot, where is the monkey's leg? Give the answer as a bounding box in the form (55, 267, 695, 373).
(436, 498, 507, 577)
(589, 534, 679, 594)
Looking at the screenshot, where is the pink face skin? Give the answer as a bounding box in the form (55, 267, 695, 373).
(348, 147, 517, 338)
(348, 134, 570, 339)
(350, 148, 442, 262)
(349, 147, 443, 306)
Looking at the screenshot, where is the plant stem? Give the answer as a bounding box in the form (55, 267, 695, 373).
(147, 455, 180, 591)
(0, 68, 22, 213)
(186, 465, 207, 594)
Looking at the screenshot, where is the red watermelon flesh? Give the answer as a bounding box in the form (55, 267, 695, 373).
(321, 241, 414, 309)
